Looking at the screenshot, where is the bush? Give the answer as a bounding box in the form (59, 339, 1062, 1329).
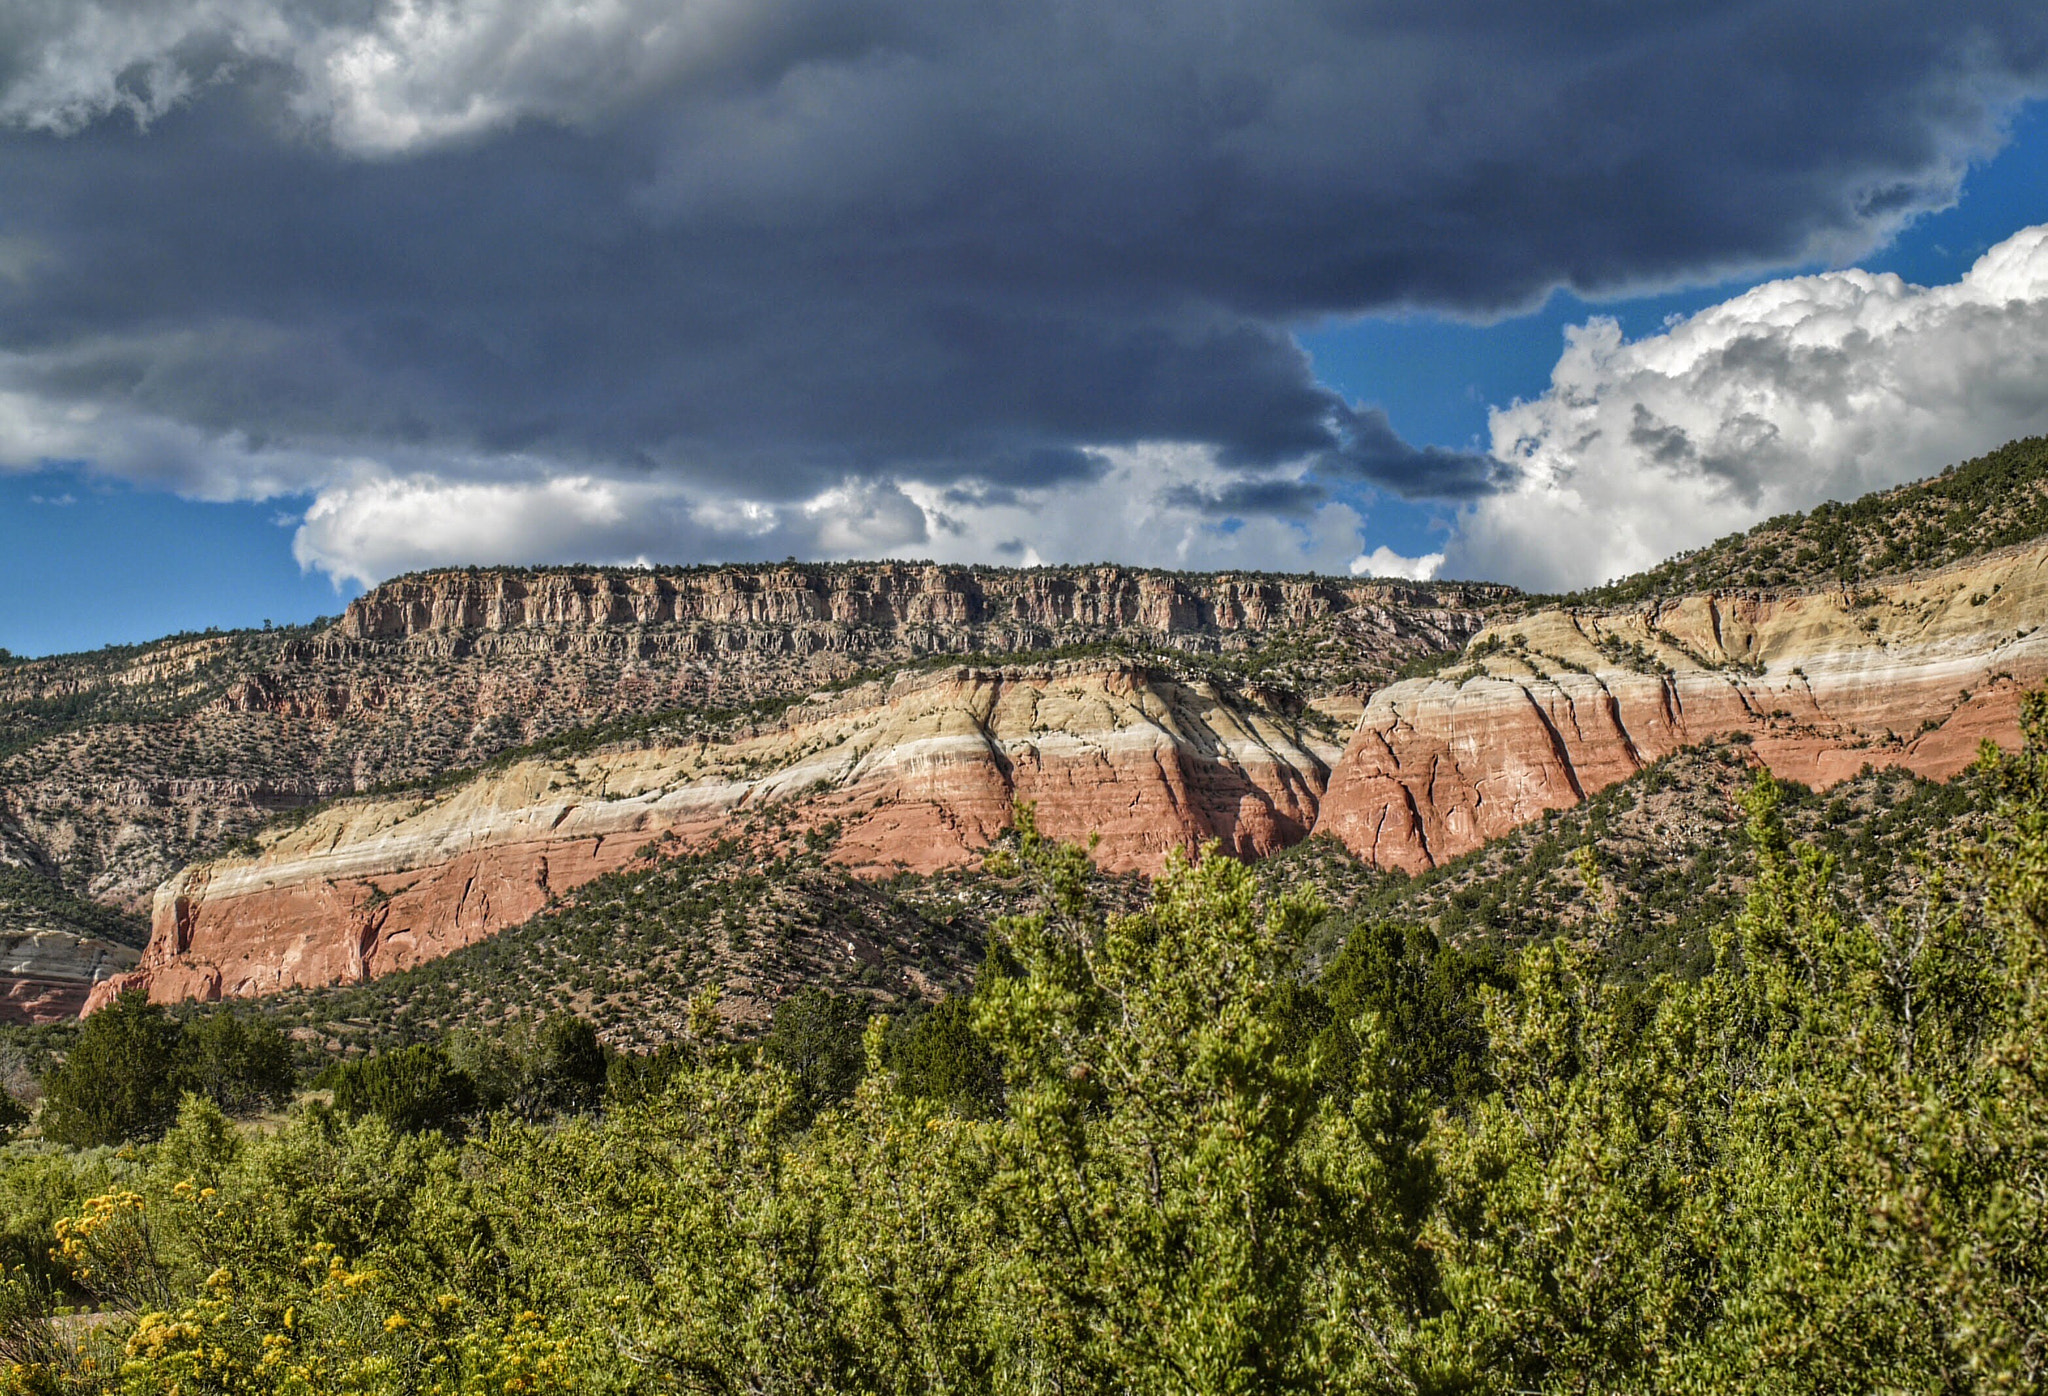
(38, 991, 183, 1146)
(889, 994, 1003, 1116)
(328, 1043, 477, 1136)
(173, 1011, 296, 1116)
(532, 1014, 607, 1116)
(761, 988, 871, 1122)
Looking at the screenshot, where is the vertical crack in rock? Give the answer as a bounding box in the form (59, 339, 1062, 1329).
(1517, 687, 1589, 802)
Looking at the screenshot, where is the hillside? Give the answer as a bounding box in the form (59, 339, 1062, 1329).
(1320, 523, 2048, 870)
(84, 440, 2048, 1018)
(0, 565, 1504, 1020)
(153, 730, 1996, 1073)
(20, 439, 2048, 1027)
(0, 564, 1500, 906)
(1304, 742, 1987, 982)
(1568, 435, 2048, 603)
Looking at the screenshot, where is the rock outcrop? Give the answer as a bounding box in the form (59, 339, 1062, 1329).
(1317, 542, 2048, 870)
(1, 564, 1499, 916)
(91, 663, 1340, 1007)
(0, 930, 137, 1023)
(335, 564, 1508, 644)
(74, 540, 2048, 1013)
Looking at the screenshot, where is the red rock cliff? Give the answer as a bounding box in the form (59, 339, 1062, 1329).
(90, 663, 1341, 1008)
(1315, 544, 2048, 869)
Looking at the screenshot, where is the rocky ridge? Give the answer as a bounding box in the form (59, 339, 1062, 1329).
(91, 661, 1341, 1008)
(95, 531, 2048, 1012)
(41, 446, 2048, 1018)
(1, 564, 1499, 916)
(1319, 540, 2048, 870)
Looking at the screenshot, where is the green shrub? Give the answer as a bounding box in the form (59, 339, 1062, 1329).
(38, 992, 183, 1147)
(888, 994, 1003, 1116)
(173, 1011, 296, 1116)
(328, 1043, 477, 1137)
(761, 988, 871, 1122)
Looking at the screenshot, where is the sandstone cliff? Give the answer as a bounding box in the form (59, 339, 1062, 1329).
(2, 564, 1499, 914)
(92, 662, 1340, 1007)
(71, 533, 2048, 1014)
(1317, 541, 2048, 870)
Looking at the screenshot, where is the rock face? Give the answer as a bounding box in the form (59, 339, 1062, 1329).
(336, 565, 1507, 644)
(91, 663, 1340, 1007)
(1317, 542, 2048, 870)
(0, 930, 137, 1024)
(1, 564, 1499, 916)
(77, 540, 2048, 1013)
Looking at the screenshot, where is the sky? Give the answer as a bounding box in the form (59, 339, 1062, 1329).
(6, 3, 2048, 657)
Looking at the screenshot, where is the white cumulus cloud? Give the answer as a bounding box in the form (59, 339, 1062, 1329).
(1349, 546, 1443, 582)
(285, 446, 1380, 586)
(1446, 224, 2048, 592)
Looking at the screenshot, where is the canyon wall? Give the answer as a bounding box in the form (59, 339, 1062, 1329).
(91, 663, 1340, 1007)
(334, 564, 1509, 643)
(80, 543, 2048, 1013)
(1317, 543, 2048, 870)
(1, 564, 1498, 915)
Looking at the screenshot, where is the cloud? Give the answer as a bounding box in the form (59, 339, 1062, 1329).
(291, 472, 938, 586)
(900, 445, 1372, 575)
(2, 1, 2047, 583)
(1161, 477, 1329, 518)
(290, 446, 1372, 584)
(1445, 223, 2048, 592)
(1320, 405, 1504, 499)
(1350, 546, 1444, 582)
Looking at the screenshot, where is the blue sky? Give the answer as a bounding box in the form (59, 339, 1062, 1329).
(1301, 100, 2048, 563)
(5, 2, 2048, 655)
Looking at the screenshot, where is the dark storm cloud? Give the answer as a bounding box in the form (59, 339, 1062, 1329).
(1319, 406, 1505, 500)
(1, 0, 2045, 516)
(1163, 478, 1329, 518)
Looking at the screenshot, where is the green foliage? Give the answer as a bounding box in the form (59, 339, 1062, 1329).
(532, 1013, 607, 1117)
(1314, 918, 1511, 1107)
(327, 1043, 477, 1138)
(886, 993, 1004, 1116)
(13, 741, 2048, 1390)
(760, 988, 872, 1123)
(172, 1012, 295, 1117)
(37, 992, 183, 1148)
(38, 1001, 295, 1149)
(442, 1013, 610, 1121)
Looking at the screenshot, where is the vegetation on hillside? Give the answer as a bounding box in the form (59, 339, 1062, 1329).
(0, 711, 2046, 1388)
(255, 833, 1004, 1056)
(1300, 743, 1989, 983)
(214, 738, 1996, 1060)
(1569, 435, 2048, 603)
(0, 870, 147, 949)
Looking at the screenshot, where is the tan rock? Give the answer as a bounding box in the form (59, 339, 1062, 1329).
(1316, 544, 2048, 869)
(91, 663, 1339, 1008)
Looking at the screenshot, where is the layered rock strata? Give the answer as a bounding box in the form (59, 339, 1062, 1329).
(1318, 542, 2048, 870)
(336, 564, 1508, 643)
(2, 565, 1499, 912)
(0, 930, 137, 1023)
(83, 543, 2048, 1013)
(92, 664, 1339, 1007)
